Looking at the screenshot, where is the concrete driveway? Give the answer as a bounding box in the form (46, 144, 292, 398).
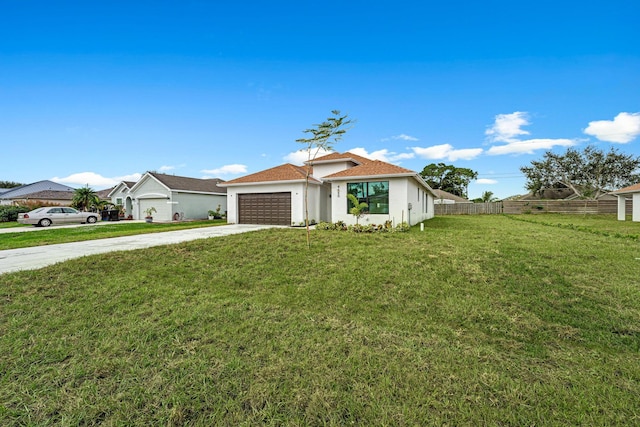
(0, 223, 277, 275)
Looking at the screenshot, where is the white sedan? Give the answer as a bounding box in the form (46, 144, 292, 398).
(18, 207, 99, 227)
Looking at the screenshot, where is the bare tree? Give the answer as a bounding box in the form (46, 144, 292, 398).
(296, 110, 353, 248)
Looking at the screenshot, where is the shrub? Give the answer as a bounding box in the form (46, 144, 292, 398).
(315, 220, 411, 233)
(0, 206, 30, 222)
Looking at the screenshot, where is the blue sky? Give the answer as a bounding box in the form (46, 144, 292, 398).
(2, 0, 639, 199)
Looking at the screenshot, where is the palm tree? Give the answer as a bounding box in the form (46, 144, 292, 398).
(72, 186, 99, 212)
(347, 193, 368, 224)
(481, 191, 498, 202)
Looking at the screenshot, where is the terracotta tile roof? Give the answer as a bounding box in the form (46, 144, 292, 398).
(613, 182, 640, 194)
(222, 164, 320, 185)
(149, 172, 227, 193)
(323, 160, 416, 179)
(310, 151, 373, 165)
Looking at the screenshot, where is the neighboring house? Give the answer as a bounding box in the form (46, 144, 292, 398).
(220, 151, 436, 226)
(432, 189, 473, 204)
(95, 187, 115, 201)
(109, 172, 227, 221)
(612, 183, 640, 222)
(108, 181, 137, 216)
(0, 180, 75, 206)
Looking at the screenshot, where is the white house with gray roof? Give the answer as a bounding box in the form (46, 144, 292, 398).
(108, 172, 227, 221)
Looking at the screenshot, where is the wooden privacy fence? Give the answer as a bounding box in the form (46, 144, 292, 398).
(435, 202, 503, 215)
(435, 200, 632, 215)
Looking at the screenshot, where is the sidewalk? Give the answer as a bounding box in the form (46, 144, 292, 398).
(0, 224, 277, 275)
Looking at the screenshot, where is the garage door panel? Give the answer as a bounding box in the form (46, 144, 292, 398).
(238, 192, 291, 225)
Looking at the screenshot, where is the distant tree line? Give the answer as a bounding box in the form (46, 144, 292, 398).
(0, 180, 24, 188)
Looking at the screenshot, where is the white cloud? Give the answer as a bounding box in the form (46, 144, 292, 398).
(393, 134, 419, 141)
(485, 112, 531, 143)
(158, 165, 175, 172)
(411, 144, 483, 161)
(475, 178, 498, 184)
(381, 133, 419, 142)
(485, 112, 579, 155)
(51, 172, 142, 188)
(283, 148, 334, 165)
(201, 164, 248, 176)
(584, 112, 640, 143)
(487, 138, 576, 155)
(348, 147, 414, 163)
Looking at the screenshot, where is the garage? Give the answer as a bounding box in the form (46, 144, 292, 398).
(238, 192, 291, 225)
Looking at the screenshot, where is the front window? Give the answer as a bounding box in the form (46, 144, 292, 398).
(347, 181, 389, 214)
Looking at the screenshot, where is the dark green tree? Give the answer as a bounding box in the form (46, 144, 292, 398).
(0, 180, 24, 188)
(420, 163, 478, 198)
(72, 186, 99, 211)
(297, 110, 353, 248)
(520, 146, 640, 199)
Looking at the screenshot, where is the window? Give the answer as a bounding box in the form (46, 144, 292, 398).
(116, 197, 123, 205)
(347, 181, 389, 214)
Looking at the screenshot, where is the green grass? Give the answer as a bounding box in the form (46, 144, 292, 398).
(507, 213, 640, 240)
(1, 215, 639, 425)
(0, 220, 227, 250)
(0, 222, 29, 229)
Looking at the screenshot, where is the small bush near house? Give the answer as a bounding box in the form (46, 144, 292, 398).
(0, 206, 30, 222)
(316, 220, 410, 233)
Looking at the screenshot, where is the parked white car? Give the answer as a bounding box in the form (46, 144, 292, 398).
(18, 207, 99, 227)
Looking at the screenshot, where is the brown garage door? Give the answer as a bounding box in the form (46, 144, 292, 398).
(238, 192, 291, 225)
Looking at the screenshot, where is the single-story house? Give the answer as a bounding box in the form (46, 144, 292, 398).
(612, 183, 640, 222)
(432, 189, 473, 204)
(108, 172, 227, 221)
(0, 180, 75, 206)
(220, 151, 436, 226)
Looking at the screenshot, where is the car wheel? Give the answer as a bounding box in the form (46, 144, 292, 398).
(39, 218, 52, 227)
(87, 216, 97, 224)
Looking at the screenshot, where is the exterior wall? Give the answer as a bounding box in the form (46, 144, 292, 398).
(634, 193, 640, 222)
(329, 177, 434, 226)
(617, 195, 626, 221)
(6, 197, 71, 206)
(312, 161, 353, 179)
(404, 177, 434, 224)
(131, 178, 170, 220)
(226, 182, 314, 225)
(110, 184, 130, 206)
(172, 193, 226, 220)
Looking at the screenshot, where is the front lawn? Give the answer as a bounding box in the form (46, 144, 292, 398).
(1, 215, 639, 425)
(0, 219, 227, 250)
